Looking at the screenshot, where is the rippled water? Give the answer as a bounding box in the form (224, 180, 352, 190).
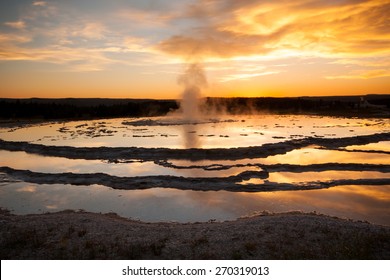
(0, 114, 389, 225)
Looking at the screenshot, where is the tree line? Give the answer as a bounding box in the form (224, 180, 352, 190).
(0, 99, 179, 119)
(0, 95, 388, 120)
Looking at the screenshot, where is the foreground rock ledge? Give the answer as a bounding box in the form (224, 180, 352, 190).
(0, 209, 389, 260)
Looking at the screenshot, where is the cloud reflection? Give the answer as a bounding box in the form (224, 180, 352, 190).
(1, 182, 389, 225)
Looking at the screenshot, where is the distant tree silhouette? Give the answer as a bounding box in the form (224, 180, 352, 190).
(0, 99, 178, 120)
(0, 95, 388, 120)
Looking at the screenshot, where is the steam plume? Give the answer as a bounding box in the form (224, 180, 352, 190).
(178, 63, 207, 122)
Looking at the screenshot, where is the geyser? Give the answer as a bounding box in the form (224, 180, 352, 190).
(178, 63, 207, 122)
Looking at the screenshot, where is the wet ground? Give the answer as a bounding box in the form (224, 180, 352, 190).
(0, 114, 389, 224)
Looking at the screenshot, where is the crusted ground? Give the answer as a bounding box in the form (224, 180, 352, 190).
(1, 209, 389, 260)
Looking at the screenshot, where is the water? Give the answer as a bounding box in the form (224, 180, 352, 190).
(1, 115, 388, 148)
(0, 114, 389, 225)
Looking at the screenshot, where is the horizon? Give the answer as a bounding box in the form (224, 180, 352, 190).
(1, 0, 389, 99)
(1, 93, 389, 101)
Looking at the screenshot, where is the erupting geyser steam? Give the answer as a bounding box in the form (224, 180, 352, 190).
(178, 63, 207, 122)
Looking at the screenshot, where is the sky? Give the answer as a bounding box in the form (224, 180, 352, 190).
(0, 0, 389, 99)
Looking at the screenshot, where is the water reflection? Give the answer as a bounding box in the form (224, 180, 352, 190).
(1, 114, 389, 226)
(0, 182, 389, 225)
(1, 115, 389, 149)
(167, 147, 388, 166)
(262, 148, 388, 165)
(183, 124, 201, 149)
(345, 141, 390, 152)
(268, 171, 389, 184)
(0, 150, 178, 177)
(0, 150, 260, 178)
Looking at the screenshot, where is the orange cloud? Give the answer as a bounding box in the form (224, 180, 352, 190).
(71, 22, 107, 39)
(158, 0, 390, 60)
(32, 1, 47, 7)
(158, 27, 289, 60)
(0, 33, 31, 44)
(326, 69, 390, 80)
(219, 71, 280, 83)
(4, 21, 26, 29)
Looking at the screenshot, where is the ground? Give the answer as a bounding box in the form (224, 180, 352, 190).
(0, 109, 389, 260)
(1, 209, 389, 260)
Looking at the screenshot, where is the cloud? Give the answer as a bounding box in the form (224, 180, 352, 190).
(331, 57, 390, 68)
(326, 69, 390, 80)
(158, 0, 390, 60)
(1, 0, 389, 80)
(158, 26, 289, 60)
(116, 7, 174, 27)
(219, 71, 280, 83)
(4, 21, 26, 29)
(122, 36, 157, 54)
(71, 22, 107, 39)
(0, 44, 108, 65)
(154, 0, 390, 84)
(32, 1, 47, 7)
(0, 1, 166, 72)
(0, 33, 31, 44)
(0, 24, 163, 71)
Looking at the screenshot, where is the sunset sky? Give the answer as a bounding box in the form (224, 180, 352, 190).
(0, 0, 389, 99)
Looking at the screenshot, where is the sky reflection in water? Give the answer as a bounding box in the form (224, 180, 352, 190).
(0, 182, 389, 225)
(0, 114, 389, 225)
(0, 115, 389, 148)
